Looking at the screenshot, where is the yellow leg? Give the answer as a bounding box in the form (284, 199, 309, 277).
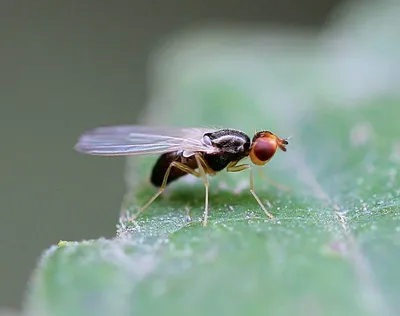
(226, 161, 250, 173)
(128, 161, 201, 222)
(227, 161, 275, 219)
(194, 154, 211, 227)
(185, 206, 192, 222)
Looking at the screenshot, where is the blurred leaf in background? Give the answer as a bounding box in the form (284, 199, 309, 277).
(23, 1, 400, 315)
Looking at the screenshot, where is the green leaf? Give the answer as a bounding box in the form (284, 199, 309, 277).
(24, 2, 400, 316)
(25, 101, 400, 316)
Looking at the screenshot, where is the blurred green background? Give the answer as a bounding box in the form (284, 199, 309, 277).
(2, 0, 400, 314)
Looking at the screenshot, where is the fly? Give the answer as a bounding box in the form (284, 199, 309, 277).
(74, 125, 289, 226)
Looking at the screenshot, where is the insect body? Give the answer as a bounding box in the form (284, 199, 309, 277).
(75, 125, 288, 226)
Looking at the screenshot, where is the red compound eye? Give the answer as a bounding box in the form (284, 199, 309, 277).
(255, 139, 276, 161)
(250, 138, 277, 165)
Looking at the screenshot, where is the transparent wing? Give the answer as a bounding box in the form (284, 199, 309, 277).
(74, 125, 219, 156)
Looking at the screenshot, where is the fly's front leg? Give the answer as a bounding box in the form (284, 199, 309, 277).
(128, 161, 201, 222)
(248, 167, 274, 219)
(226, 160, 250, 173)
(226, 161, 275, 219)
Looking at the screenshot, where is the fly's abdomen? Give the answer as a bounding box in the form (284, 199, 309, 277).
(150, 152, 197, 187)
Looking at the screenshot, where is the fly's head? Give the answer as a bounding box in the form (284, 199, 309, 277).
(249, 131, 288, 165)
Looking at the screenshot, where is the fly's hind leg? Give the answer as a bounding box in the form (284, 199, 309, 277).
(227, 161, 275, 219)
(128, 161, 201, 223)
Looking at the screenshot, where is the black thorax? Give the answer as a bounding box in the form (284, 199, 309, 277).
(202, 129, 250, 171)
